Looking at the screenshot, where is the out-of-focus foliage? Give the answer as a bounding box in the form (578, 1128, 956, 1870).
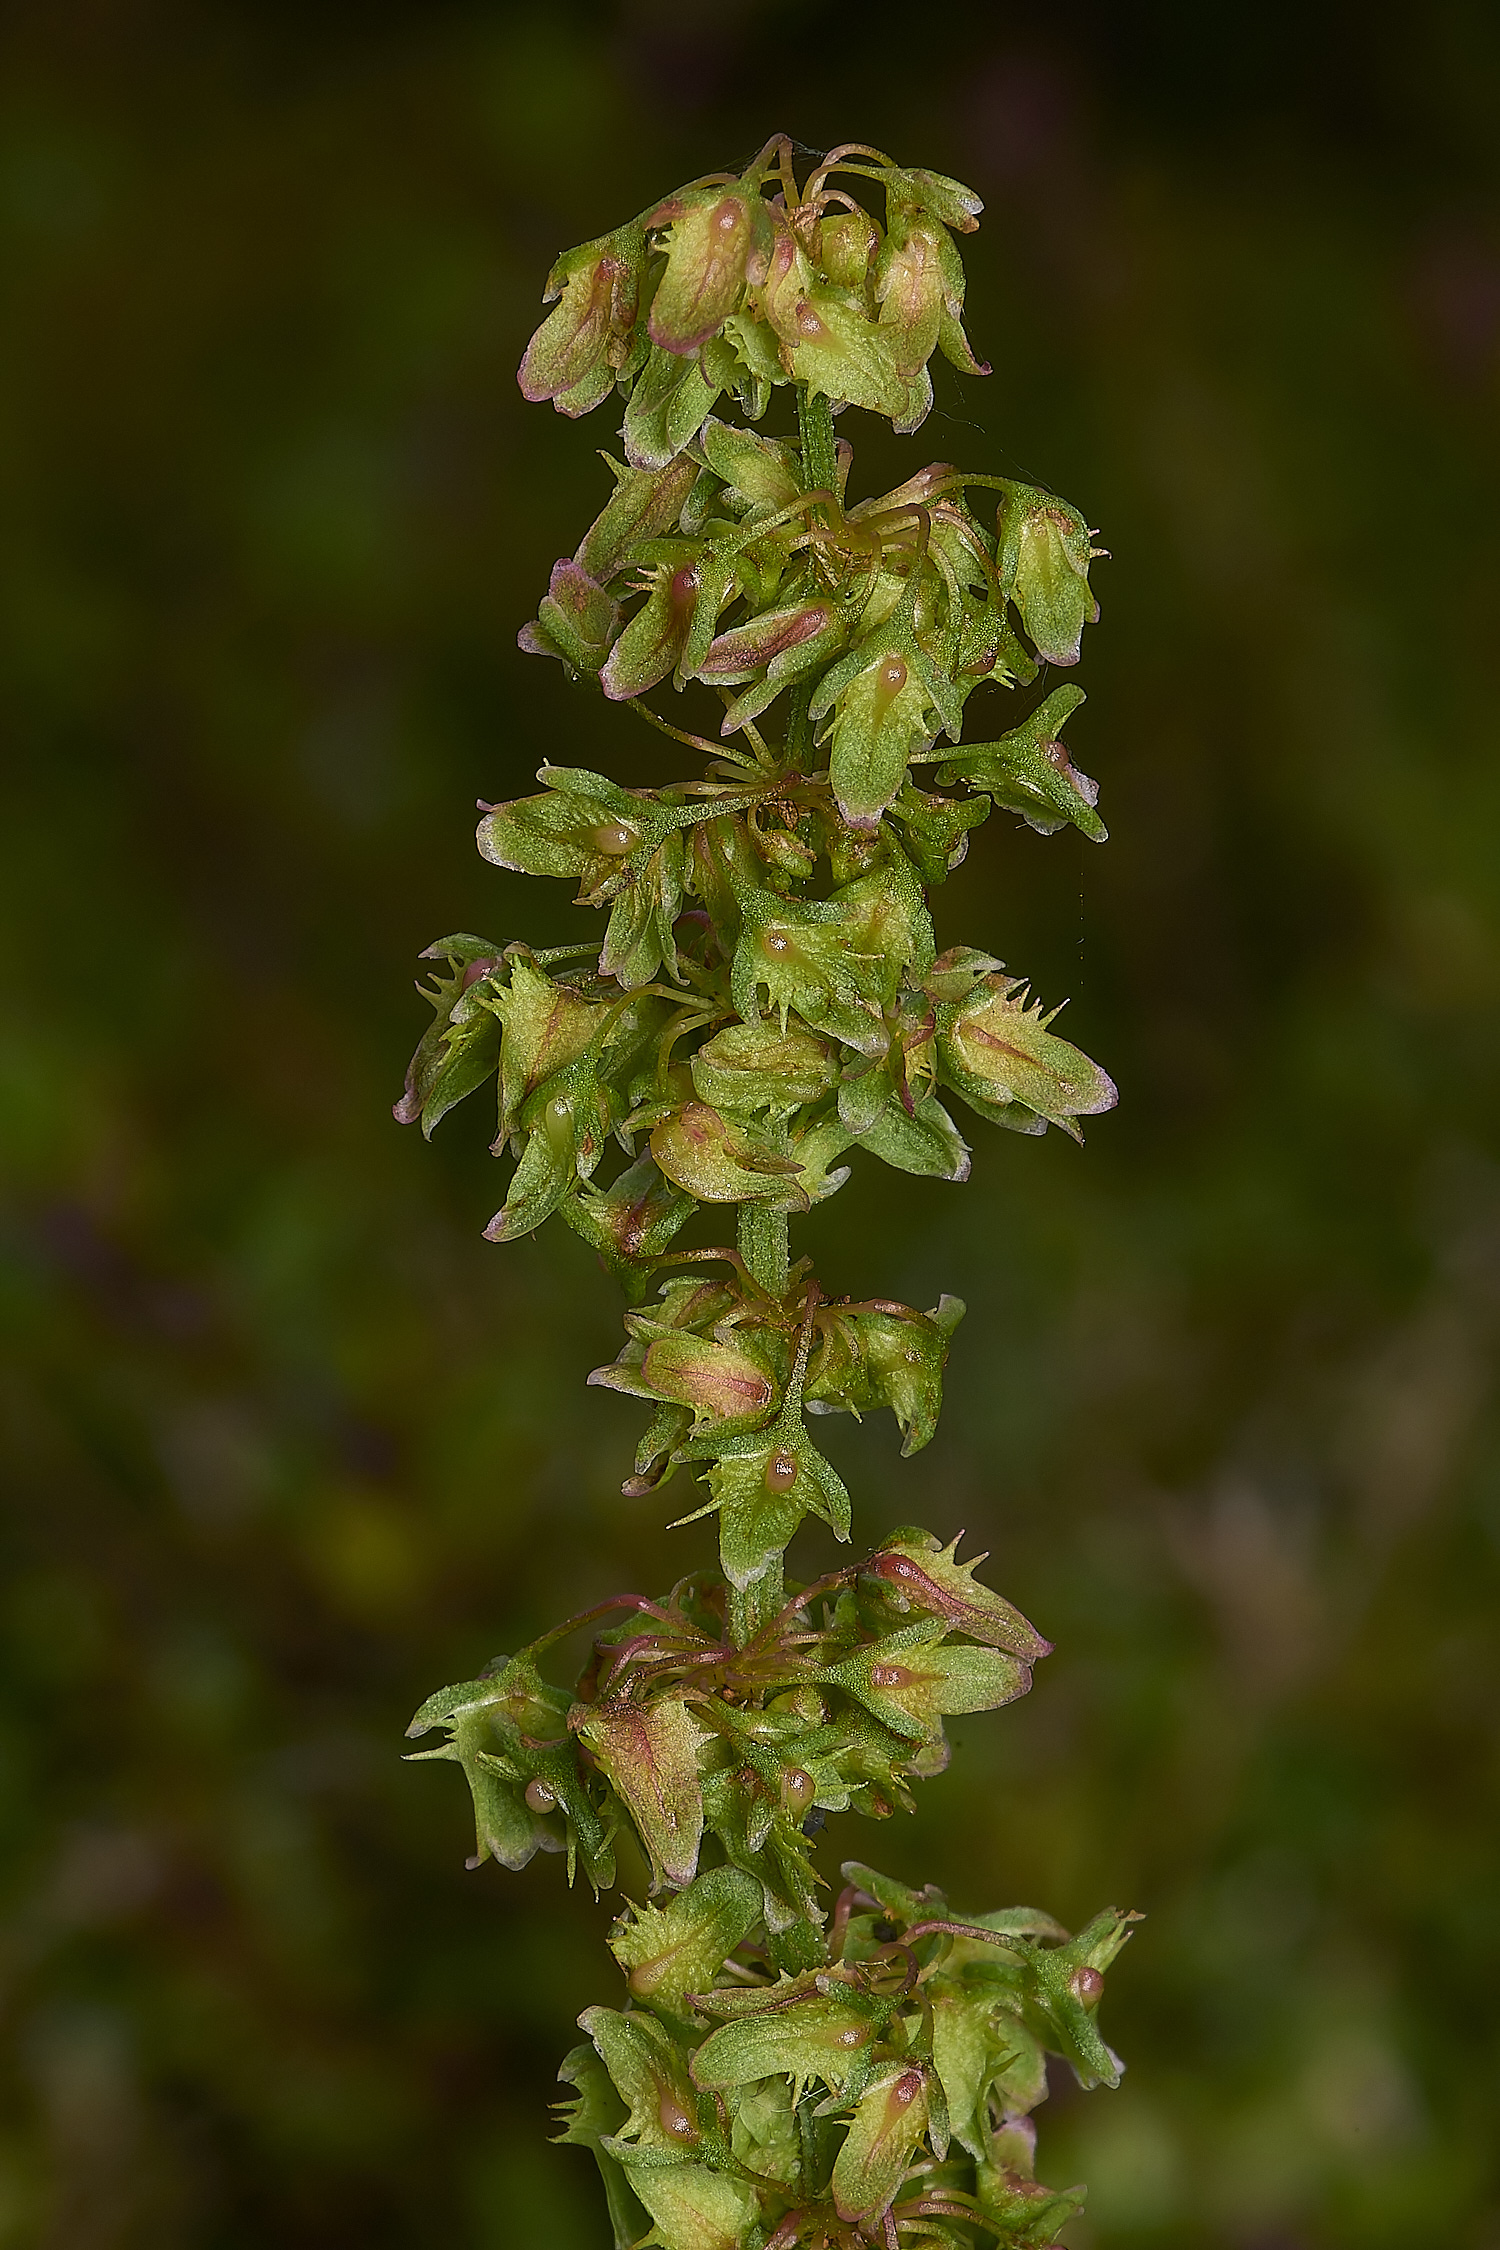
(2, 4, 1498, 2248)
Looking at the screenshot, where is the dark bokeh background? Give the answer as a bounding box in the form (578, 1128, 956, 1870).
(4, 2, 1500, 2245)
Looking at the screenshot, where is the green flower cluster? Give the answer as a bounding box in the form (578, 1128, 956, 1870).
(520, 431, 1102, 819)
(409, 1531, 1135, 2248)
(400, 136, 1135, 2249)
(407, 1529, 1048, 1921)
(563, 1863, 1136, 2250)
(518, 135, 990, 448)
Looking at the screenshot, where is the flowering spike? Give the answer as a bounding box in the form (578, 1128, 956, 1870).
(404, 133, 1135, 2248)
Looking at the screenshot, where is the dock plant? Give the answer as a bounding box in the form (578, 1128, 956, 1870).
(398, 134, 1137, 2250)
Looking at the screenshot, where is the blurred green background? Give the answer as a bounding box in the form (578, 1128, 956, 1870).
(4, 2, 1499, 2245)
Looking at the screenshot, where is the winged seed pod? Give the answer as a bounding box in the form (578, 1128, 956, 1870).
(400, 132, 1137, 2247)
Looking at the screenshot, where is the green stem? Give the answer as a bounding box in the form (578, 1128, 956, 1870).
(796, 382, 839, 512)
(784, 681, 814, 771)
(796, 2091, 820, 2197)
(737, 1202, 789, 1298)
(730, 1200, 789, 1647)
(726, 1556, 785, 1649)
(787, 383, 839, 774)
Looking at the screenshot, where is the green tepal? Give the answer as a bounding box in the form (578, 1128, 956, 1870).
(398, 134, 1136, 2250)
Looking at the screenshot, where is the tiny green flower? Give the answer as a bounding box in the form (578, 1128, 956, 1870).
(997, 479, 1107, 665)
(608, 1866, 763, 2025)
(519, 227, 646, 414)
(647, 183, 774, 355)
(832, 2063, 931, 2221)
(571, 1694, 710, 1890)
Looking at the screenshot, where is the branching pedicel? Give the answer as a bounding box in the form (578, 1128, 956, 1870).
(399, 136, 1138, 2250)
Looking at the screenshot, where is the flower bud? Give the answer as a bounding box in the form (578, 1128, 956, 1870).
(650, 1101, 804, 1206)
(648, 185, 773, 355)
(938, 976, 1117, 1139)
(889, 779, 992, 884)
(978, 2159, 1088, 2243)
(609, 1865, 761, 2024)
(990, 2111, 1038, 2177)
(884, 166, 984, 235)
(690, 1021, 839, 1115)
(832, 2064, 930, 2222)
(717, 304, 783, 416)
(518, 560, 620, 678)
(600, 561, 702, 701)
(996, 481, 1105, 666)
(860, 1526, 1051, 1658)
(518, 229, 644, 415)
(571, 1696, 709, 1889)
(574, 453, 700, 583)
(747, 812, 816, 879)
(812, 641, 940, 829)
(817, 207, 882, 297)
(876, 222, 947, 376)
